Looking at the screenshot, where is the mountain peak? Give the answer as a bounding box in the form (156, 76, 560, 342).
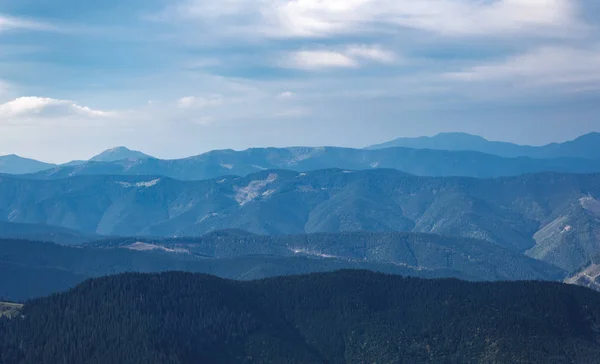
(90, 147, 152, 162)
(434, 132, 488, 141)
(572, 132, 600, 142)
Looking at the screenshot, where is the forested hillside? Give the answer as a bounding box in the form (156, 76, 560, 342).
(2, 271, 600, 364)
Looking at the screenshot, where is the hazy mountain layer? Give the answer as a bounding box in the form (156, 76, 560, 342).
(0, 222, 95, 245)
(368, 132, 600, 160)
(25, 146, 600, 180)
(0, 147, 152, 175)
(0, 155, 56, 175)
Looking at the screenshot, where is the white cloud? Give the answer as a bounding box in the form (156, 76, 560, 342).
(345, 45, 396, 63)
(177, 95, 224, 109)
(165, 0, 582, 39)
(278, 91, 296, 98)
(0, 97, 113, 118)
(0, 14, 55, 33)
(282, 45, 396, 70)
(284, 50, 358, 70)
(445, 46, 600, 89)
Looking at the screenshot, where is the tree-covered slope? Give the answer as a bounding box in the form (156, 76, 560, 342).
(0, 231, 564, 301)
(527, 198, 600, 271)
(2, 271, 600, 364)
(89, 231, 564, 282)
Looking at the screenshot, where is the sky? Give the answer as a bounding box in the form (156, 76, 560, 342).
(0, 0, 599, 163)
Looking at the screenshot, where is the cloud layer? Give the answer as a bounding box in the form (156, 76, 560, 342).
(0, 0, 598, 162)
(168, 0, 581, 38)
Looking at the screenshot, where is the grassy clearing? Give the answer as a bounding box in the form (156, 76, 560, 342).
(0, 302, 23, 318)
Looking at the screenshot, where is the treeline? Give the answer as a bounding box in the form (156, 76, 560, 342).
(2, 270, 600, 363)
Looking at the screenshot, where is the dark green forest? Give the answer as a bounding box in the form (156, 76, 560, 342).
(2, 270, 600, 364)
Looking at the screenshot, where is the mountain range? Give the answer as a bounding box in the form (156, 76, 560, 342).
(3, 132, 600, 178)
(368, 131, 600, 159)
(1, 169, 600, 271)
(20, 146, 600, 180)
(3, 270, 600, 363)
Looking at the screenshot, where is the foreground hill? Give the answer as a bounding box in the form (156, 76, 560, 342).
(2, 271, 600, 363)
(0, 231, 563, 300)
(2, 169, 600, 269)
(25, 146, 600, 180)
(368, 132, 600, 160)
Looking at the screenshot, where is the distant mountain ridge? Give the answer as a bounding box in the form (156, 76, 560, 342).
(2, 169, 600, 270)
(0, 146, 153, 174)
(0, 154, 56, 174)
(24, 146, 600, 180)
(368, 132, 600, 160)
(3, 132, 600, 176)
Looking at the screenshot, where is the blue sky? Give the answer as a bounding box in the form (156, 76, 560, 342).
(0, 0, 599, 162)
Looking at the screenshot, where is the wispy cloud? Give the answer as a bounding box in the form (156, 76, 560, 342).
(162, 0, 583, 39)
(281, 45, 396, 70)
(283, 50, 358, 70)
(0, 14, 56, 33)
(0, 97, 114, 118)
(345, 45, 396, 63)
(445, 46, 600, 90)
(177, 95, 224, 109)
